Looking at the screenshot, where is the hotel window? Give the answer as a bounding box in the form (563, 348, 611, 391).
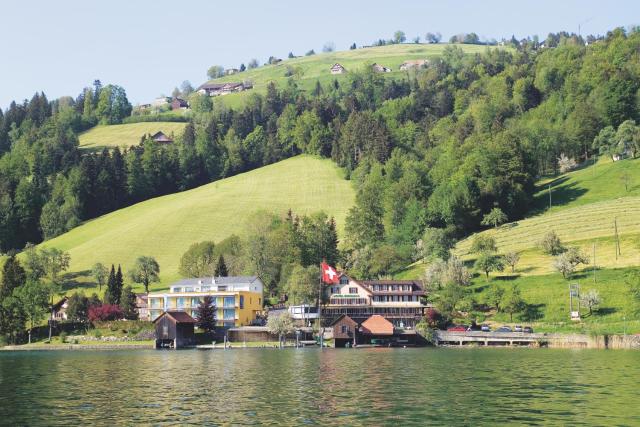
(191, 297, 200, 306)
(224, 297, 235, 308)
(349, 287, 358, 294)
(223, 309, 235, 320)
(173, 287, 182, 293)
(185, 287, 193, 292)
(240, 296, 244, 309)
(177, 297, 185, 308)
(340, 277, 348, 285)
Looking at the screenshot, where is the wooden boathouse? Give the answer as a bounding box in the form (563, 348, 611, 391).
(154, 311, 197, 349)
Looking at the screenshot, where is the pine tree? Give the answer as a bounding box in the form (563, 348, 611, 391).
(195, 295, 216, 334)
(104, 265, 117, 305)
(215, 255, 228, 277)
(120, 286, 138, 320)
(115, 265, 124, 305)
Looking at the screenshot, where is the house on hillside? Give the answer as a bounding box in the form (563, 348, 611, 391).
(371, 63, 392, 73)
(52, 297, 69, 321)
(197, 81, 253, 97)
(154, 311, 197, 349)
(136, 294, 149, 320)
(151, 131, 173, 144)
(225, 68, 239, 75)
(399, 59, 428, 70)
(170, 97, 189, 110)
(330, 63, 347, 74)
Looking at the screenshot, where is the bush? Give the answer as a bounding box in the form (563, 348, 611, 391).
(0, 336, 7, 347)
(94, 329, 103, 338)
(60, 332, 68, 343)
(88, 304, 123, 322)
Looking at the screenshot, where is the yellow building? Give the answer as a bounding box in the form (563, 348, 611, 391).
(147, 276, 263, 327)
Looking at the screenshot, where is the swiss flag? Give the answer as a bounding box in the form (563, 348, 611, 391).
(321, 262, 339, 284)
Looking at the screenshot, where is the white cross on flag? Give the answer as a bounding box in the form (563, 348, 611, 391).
(321, 262, 339, 284)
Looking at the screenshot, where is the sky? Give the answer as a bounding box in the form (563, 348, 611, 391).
(1, 0, 638, 108)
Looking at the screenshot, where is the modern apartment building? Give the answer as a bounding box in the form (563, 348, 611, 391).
(147, 276, 264, 327)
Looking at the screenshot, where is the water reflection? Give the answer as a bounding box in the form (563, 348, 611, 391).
(0, 348, 639, 425)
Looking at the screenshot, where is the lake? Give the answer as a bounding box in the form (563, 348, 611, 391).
(1, 348, 639, 425)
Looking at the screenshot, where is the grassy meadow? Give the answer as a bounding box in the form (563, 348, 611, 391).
(204, 43, 498, 109)
(398, 156, 640, 333)
(78, 122, 187, 150)
(37, 155, 354, 294)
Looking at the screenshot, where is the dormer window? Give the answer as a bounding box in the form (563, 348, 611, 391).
(340, 277, 349, 285)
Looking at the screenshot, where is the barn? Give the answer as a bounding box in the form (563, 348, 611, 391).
(154, 311, 197, 349)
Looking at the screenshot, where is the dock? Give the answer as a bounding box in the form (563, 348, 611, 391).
(436, 331, 547, 347)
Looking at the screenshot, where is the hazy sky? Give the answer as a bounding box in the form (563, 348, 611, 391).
(1, 0, 637, 107)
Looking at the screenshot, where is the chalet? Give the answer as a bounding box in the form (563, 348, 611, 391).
(323, 274, 427, 327)
(371, 63, 392, 73)
(399, 59, 428, 71)
(151, 131, 173, 144)
(330, 63, 347, 74)
(170, 97, 189, 110)
(136, 294, 149, 320)
(154, 311, 197, 349)
(225, 68, 239, 75)
(52, 297, 69, 321)
(330, 314, 358, 347)
(196, 82, 253, 97)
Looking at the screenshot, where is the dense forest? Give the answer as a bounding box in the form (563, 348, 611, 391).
(1, 28, 639, 280)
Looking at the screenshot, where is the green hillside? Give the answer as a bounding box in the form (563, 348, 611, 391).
(78, 122, 187, 150)
(38, 155, 355, 292)
(205, 43, 498, 108)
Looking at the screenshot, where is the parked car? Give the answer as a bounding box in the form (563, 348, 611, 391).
(523, 326, 534, 333)
(447, 325, 468, 332)
(514, 325, 523, 332)
(496, 326, 512, 332)
(480, 324, 491, 332)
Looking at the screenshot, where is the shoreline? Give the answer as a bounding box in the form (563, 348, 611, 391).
(2, 332, 640, 351)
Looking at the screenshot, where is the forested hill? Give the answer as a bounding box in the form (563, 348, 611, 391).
(1, 28, 640, 284)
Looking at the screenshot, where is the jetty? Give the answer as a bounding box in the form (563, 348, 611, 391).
(436, 331, 547, 347)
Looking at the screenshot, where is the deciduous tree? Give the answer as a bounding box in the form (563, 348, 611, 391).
(128, 256, 160, 293)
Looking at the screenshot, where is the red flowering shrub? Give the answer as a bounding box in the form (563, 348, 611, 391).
(425, 308, 443, 327)
(88, 304, 123, 322)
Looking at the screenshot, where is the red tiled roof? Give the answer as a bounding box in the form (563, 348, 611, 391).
(360, 315, 394, 335)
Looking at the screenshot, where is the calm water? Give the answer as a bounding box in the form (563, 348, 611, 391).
(1, 348, 639, 426)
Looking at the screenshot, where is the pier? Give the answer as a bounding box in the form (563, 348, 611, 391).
(436, 331, 547, 347)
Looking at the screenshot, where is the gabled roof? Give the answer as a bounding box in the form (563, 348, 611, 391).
(151, 131, 173, 143)
(154, 311, 197, 324)
(172, 276, 261, 287)
(360, 315, 394, 335)
(330, 63, 346, 69)
(52, 296, 69, 311)
(329, 314, 358, 327)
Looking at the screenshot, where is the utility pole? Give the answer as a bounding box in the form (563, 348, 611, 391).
(548, 183, 552, 209)
(593, 243, 596, 283)
(614, 218, 621, 260)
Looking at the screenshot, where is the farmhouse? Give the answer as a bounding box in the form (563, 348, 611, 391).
(152, 97, 170, 107)
(225, 68, 239, 75)
(330, 63, 347, 74)
(323, 273, 427, 327)
(399, 59, 428, 70)
(371, 63, 392, 73)
(151, 131, 173, 144)
(154, 311, 196, 349)
(52, 297, 69, 321)
(146, 276, 264, 327)
(170, 97, 189, 110)
(197, 82, 253, 97)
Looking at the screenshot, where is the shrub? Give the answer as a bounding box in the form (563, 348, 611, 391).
(88, 304, 123, 322)
(471, 235, 497, 254)
(60, 332, 68, 343)
(94, 329, 103, 338)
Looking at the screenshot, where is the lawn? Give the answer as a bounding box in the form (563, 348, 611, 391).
(466, 267, 640, 335)
(38, 155, 355, 294)
(204, 43, 501, 109)
(78, 122, 187, 150)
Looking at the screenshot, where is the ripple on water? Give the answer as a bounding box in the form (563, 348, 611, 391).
(0, 348, 639, 425)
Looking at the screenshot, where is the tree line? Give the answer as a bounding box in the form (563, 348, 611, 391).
(0, 28, 639, 267)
